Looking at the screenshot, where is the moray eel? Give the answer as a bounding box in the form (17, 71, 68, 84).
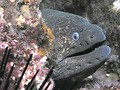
(41, 9, 111, 82)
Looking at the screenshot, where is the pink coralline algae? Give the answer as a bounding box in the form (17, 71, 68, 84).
(0, 0, 54, 90)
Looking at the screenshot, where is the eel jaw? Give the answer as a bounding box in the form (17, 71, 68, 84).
(63, 41, 106, 59)
(52, 45, 111, 81)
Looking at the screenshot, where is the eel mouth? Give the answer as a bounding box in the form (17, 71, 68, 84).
(64, 41, 106, 58)
(53, 42, 111, 80)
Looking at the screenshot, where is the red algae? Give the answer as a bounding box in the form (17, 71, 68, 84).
(0, 0, 54, 90)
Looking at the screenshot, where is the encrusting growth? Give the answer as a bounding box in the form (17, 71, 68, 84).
(0, 0, 55, 90)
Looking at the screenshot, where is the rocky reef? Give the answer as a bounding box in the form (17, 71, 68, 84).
(0, 0, 54, 90)
(0, 0, 120, 90)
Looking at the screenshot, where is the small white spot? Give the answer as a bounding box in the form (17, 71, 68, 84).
(8, 22, 12, 26)
(113, 0, 120, 11)
(106, 74, 110, 77)
(10, 62, 14, 66)
(12, 76, 15, 80)
(87, 75, 93, 79)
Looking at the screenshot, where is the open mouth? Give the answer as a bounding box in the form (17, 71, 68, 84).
(64, 41, 106, 58)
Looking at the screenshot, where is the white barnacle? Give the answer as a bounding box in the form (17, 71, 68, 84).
(112, 0, 120, 11)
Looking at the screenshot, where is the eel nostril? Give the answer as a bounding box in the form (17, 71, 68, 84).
(96, 58, 99, 61)
(85, 41, 89, 45)
(88, 61, 92, 65)
(71, 46, 75, 49)
(90, 35, 94, 39)
(79, 43, 82, 46)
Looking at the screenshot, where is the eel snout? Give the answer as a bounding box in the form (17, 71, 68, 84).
(63, 24, 107, 58)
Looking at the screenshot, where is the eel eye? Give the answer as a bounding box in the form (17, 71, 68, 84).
(72, 32, 80, 41)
